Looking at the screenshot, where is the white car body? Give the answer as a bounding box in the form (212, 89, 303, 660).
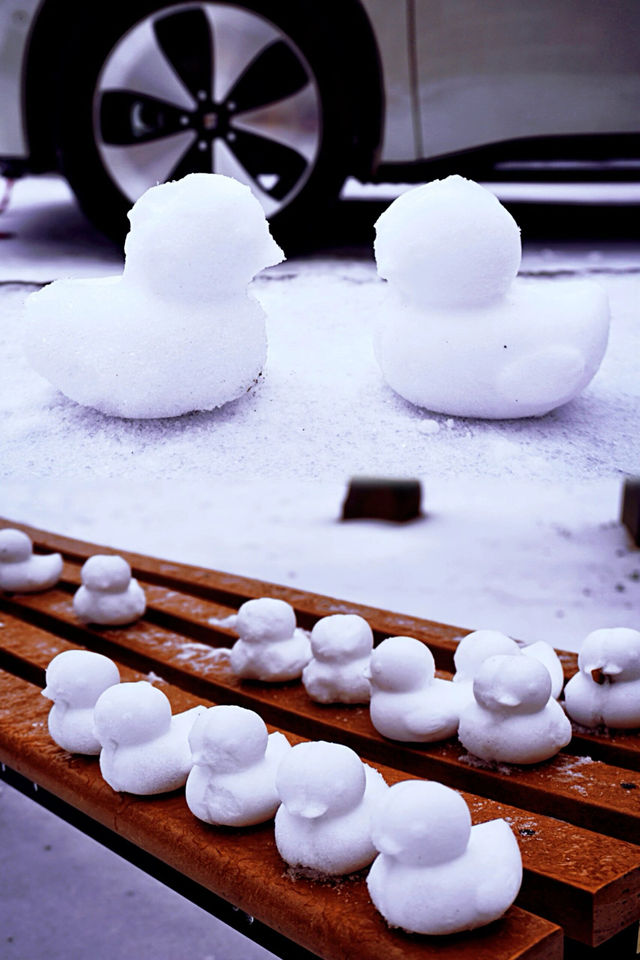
(2, 0, 639, 166)
(1, 0, 638, 243)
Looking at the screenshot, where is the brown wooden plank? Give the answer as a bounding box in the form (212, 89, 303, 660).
(0, 669, 562, 960)
(52, 557, 640, 775)
(35, 558, 640, 778)
(8, 524, 638, 779)
(0, 518, 482, 666)
(3, 587, 639, 849)
(0, 517, 583, 674)
(1, 612, 639, 947)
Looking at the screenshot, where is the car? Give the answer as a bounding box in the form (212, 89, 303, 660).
(1, 0, 639, 244)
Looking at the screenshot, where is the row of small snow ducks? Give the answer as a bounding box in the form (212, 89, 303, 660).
(4, 527, 638, 934)
(3, 526, 640, 748)
(226, 597, 640, 755)
(42, 648, 523, 936)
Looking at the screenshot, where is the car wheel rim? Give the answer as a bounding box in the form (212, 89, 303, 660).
(93, 2, 322, 216)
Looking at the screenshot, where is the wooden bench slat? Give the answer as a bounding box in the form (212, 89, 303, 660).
(11, 554, 640, 778)
(51, 557, 640, 776)
(3, 519, 640, 957)
(1, 612, 639, 947)
(3, 588, 640, 850)
(0, 669, 562, 960)
(0, 519, 491, 666)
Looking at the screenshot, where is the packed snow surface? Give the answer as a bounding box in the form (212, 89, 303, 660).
(42, 650, 120, 755)
(22, 174, 284, 418)
(367, 780, 522, 934)
(458, 655, 572, 764)
(1, 174, 638, 480)
(564, 627, 640, 729)
(373, 176, 610, 418)
(73, 554, 146, 625)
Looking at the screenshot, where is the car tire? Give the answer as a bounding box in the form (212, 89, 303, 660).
(55, 0, 379, 249)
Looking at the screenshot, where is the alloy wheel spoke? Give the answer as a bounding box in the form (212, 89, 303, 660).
(168, 138, 213, 181)
(97, 15, 195, 112)
(153, 7, 214, 100)
(221, 128, 307, 200)
(226, 39, 309, 113)
(213, 140, 280, 216)
(232, 83, 320, 163)
(100, 131, 197, 201)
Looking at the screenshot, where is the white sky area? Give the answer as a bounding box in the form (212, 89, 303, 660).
(0, 175, 638, 655)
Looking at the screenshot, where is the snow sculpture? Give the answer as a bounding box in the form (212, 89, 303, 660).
(458, 654, 572, 764)
(302, 613, 373, 704)
(229, 597, 311, 682)
(186, 704, 291, 826)
(564, 628, 640, 729)
(93, 680, 205, 795)
(73, 554, 146, 626)
(367, 635, 459, 742)
(373, 175, 610, 418)
(42, 649, 120, 754)
(0, 528, 62, 593)
(367, 780, 522, 934)
(453, 629, 564, 702)
(24, 173, 284, 418)
(274, 740, 388, 876)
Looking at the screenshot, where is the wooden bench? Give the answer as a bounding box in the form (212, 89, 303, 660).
(2, 520, 640, 960)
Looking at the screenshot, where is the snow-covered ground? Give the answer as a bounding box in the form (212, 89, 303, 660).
(0, 174, 638, 650)
(0, 174, 638, 960)
(1, 476, 638, 654)
(1, 175, 639, 480)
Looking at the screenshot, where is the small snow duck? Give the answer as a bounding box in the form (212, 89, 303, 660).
(367, 779, 522, 934)
(229, 597, 311, 682)
(93, 681, 205, 794)
(42, 649, 120, 755)
(274, 740, 388, 876)
(73, 554, 146, 626)
(186, 704, 291, 826)
(367, 635, 459, 742)
(302, 613, 373, 704)
(458, 654, 572, 764)
(453, 629, 564, 705)
(0, 528, 62, 593)
(564, 628, 640, 729)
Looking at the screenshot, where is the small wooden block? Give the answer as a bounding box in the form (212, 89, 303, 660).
(622, 478, 640, 547)
(342, 478, 422, 522)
